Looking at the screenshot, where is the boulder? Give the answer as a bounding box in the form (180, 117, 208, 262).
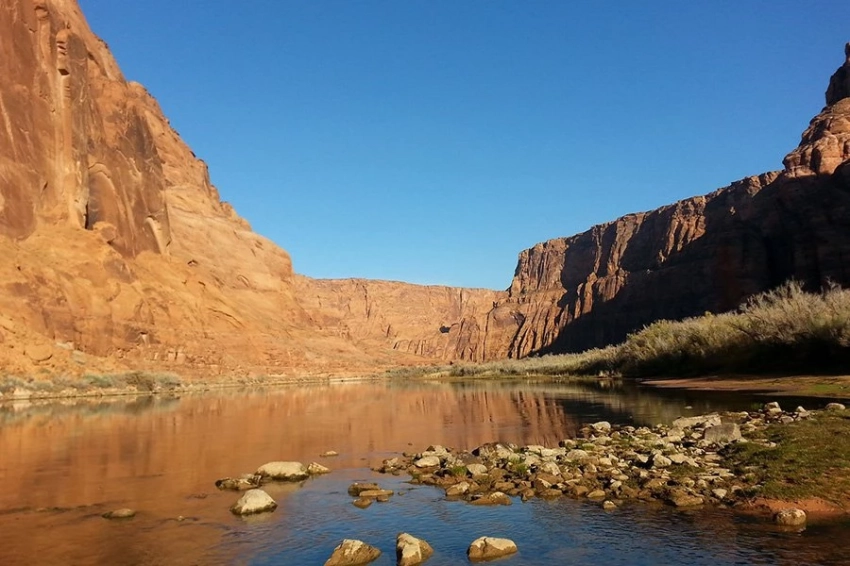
(826, 403, 847, 411)
(414, 456, 441, 468)
(764, 402, 783, 415)
(470, 492, 512, 506)
(672, 414, 722, 430)
(308, 462, 331, 475)
(446, 482, 470, 497)
(102, 508, 136, 519)
(230, 489, 277, 515)
(320, 450, 339, 457)
(358, 489, 394, 498)
(602, 500, 617, 510)
(257, 461, 308, 481)
(324, 539, 381, 566)
(215, 475, 260, 491)
(352, 498, 372, 509)
(666, 490, 704, 507)
(703, 423, 742, 445)
(590, 421, 612, 433)
(348, 482, 380, 496)
(467, 537, 518, 562)
(396, 533, 434, 566)
(466, 463, 488, 476)
(775, 508, 807, 526)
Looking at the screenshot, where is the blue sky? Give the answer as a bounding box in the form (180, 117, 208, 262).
(79, 1, 850, 290)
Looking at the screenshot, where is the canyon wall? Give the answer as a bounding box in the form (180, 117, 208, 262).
(295, 277, 503, 362)
(1, 0, 848, 374)
(0, 0, 493, 376)
(464, 44, 850, 359)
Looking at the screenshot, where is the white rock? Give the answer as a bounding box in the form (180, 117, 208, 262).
(257, 461, 308, 481)
(826, 403, 846, 411)
(230, 489, 277, 515)
(414, 455, 441, 468)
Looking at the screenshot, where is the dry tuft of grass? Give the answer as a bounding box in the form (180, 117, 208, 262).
(425, 281, 850, 379)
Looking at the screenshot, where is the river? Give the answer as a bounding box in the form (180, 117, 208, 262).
(0, 378, 847, 565)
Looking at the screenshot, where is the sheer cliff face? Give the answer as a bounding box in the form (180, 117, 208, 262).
(0, 0, 313, 375)
(470, 43, 850, 359)
(0, 0, 493, 375)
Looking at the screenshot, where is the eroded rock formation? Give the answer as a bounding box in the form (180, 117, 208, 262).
(294, 277, 503, 362)
(460, 42, 850, 359)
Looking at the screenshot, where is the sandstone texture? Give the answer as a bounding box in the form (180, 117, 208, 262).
(294, 277, 502, 362)
(441, 43, 850, 360)
(2, 0, 850, 375)
(0, 0, 470, 378)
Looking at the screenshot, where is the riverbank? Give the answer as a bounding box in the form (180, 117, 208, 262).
(373, 402, 850, 521)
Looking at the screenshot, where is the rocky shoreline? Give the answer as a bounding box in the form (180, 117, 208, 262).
(372, 402, 846, 517)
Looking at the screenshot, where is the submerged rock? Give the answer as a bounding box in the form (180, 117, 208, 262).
(324, 539, 381, 566)
(215, 475, 261, 491)
(230, 489, 277, 515)
(396, 533, 434, 566)
(352, 498, 372, 509)
(775, 508, 807, 526)
(470, 492, 512, 506)
(348, 482, 381, 496)
(102, 508, 136, 519)
(467, 537, 517, 562)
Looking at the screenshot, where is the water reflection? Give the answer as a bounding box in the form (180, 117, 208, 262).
(0, 379, 844, 565)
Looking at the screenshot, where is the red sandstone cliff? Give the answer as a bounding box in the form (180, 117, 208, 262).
(0, 0, 497, 376)
(295, 277, 503, 361)
(462, 43, 850, 359)
(2, 0, 849, 374)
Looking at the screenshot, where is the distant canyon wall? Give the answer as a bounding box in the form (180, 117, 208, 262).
(294, 277, 504, 362)
(457, 44, 850, 359)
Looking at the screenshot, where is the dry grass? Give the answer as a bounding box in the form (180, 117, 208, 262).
(436, 281, 850, 379)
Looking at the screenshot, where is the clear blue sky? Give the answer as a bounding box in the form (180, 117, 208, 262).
(79, 1, 850, 290)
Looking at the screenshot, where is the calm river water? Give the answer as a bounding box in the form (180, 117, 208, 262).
(0, 379, 848, 565)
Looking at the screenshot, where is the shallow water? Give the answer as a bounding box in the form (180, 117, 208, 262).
(0, 379, 847, 565)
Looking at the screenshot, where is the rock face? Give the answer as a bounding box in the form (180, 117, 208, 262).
(0, 0, 478, 377)
(294, 277, 503, 362)
(441, 42, 850, 360)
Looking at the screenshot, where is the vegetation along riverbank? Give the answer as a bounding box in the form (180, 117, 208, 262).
(390, 282, 850, 394)
(370, 402, 850, 521)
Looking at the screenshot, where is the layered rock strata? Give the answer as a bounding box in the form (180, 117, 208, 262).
(459, 43, 850, 359)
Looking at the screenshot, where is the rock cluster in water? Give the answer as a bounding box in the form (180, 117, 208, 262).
(218, 460, 331, 515)
(373, 403, 815, 509)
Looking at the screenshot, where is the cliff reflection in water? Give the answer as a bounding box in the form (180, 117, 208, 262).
(0, 379, 769, 565)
